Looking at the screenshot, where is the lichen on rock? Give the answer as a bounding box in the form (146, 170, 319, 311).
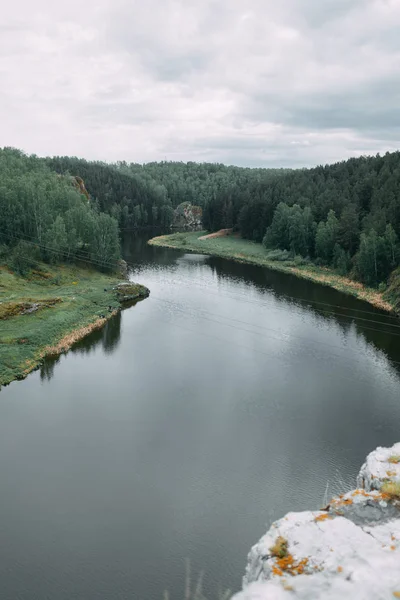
(232, 442, 400, 600)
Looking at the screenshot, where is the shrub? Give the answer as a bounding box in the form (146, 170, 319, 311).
(8, 241, 40, 276)
(266, 249, 292, 262)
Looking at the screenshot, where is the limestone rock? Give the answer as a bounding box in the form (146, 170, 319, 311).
(232, 442, 400, 600)
(173, 202, 202, 228)
(357, 442, 400, 491)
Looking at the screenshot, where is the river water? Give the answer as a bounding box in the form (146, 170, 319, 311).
(1, 231, 400, 599)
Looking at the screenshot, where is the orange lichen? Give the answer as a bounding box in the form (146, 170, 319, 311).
(393, 592, 400, 598)
(352, 489, 369, 497)
(314, 513, 332, 522)
(337, 566, 343, 573)
(391, 545, 396, 551)
(274, 555, 309, 576)
(387, 471, 397, 477)
(388, 455, 400, 464)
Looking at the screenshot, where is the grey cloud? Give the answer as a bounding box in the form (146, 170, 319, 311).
(298, 0, 368, 28)
(1, 0, 400, 166)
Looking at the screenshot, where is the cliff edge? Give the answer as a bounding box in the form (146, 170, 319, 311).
(233, 443, 400, 599)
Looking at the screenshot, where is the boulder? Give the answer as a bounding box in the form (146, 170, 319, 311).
(113, 282, 150, 304)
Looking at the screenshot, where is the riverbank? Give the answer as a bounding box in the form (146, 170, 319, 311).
(149, 231, 397, 314)
(0, 264, 149, 387)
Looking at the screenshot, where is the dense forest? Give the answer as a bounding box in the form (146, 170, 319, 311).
(0, 148, 120, 273)
(202, 152, 400, 288)
(46, 156, 283, 229)
(3, 147, 400, 289)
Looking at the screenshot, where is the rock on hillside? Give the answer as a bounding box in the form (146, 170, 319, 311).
(232, 443, 400, 599)
(173, 202, 202, 228)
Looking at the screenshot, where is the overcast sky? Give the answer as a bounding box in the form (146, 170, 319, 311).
(1, 0, 400, 167)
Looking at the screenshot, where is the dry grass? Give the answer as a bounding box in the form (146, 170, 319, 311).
(43, 311, 118, 357)
(198, 229, 233, 240)
(388, 455, 400, 464)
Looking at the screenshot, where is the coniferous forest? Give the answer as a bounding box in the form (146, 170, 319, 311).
(2, 147, 400, 290)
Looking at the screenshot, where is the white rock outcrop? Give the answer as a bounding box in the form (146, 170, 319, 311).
(233, 443, 400, 600)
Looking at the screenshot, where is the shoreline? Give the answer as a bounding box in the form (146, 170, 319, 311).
(18, 309, 121, 384)
(149, 232, 396, 315)
(0, 265, 150, 388)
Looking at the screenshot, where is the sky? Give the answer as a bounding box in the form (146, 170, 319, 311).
(1, 0, 400, 168)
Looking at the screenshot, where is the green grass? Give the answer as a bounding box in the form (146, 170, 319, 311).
(0, 263, 125, 387)
(149, 232, 397, 314)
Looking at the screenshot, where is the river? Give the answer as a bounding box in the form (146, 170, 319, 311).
(1, 230, 400, 599)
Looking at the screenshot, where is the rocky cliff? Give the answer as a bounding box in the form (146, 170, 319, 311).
(233, 443, 400, 599)
(173, 202, 202, 228)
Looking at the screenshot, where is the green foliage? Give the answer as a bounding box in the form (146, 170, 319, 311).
(0, 148, 121, 271)
(332, 244, 350, 276)
(264, 203, 315, 257)
(9, 241, 40, 275)
(315, 210, 339, 264)
(200, 150, 400, 289)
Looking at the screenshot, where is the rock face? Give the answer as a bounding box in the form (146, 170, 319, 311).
(233, 443, 400, 600)
(173, 202, 202, 228)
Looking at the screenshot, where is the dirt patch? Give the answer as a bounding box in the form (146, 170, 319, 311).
(198, 229, 233, 240)
(0, 298, 62, 320)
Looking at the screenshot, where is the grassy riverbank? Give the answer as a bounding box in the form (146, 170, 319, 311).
(149, 231, 397, 313)
(0, 263, 148, 387)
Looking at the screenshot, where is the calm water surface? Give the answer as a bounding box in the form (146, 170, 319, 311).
(1, 231, 400, 599)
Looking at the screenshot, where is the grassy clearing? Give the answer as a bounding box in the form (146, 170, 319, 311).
(0, 263, 146, 387)
(149, 232, 396, 314)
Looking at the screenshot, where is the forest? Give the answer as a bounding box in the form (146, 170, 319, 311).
(2, 147, 400, 289)
(202, 151, 400, 288)
(0, 148, 120, 273)
(46, 156, 283, 229)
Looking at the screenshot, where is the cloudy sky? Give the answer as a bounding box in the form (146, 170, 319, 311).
(1, 0, 400, 167)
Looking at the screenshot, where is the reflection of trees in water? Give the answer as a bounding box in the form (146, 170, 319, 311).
(40, 355, 61, 382)
(102, 311, 122, 354)
(39, 311, 123, 383)
(121, 229, 184, 270)
(71, 310, 122, 356)
(208, 256, 400, 376)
